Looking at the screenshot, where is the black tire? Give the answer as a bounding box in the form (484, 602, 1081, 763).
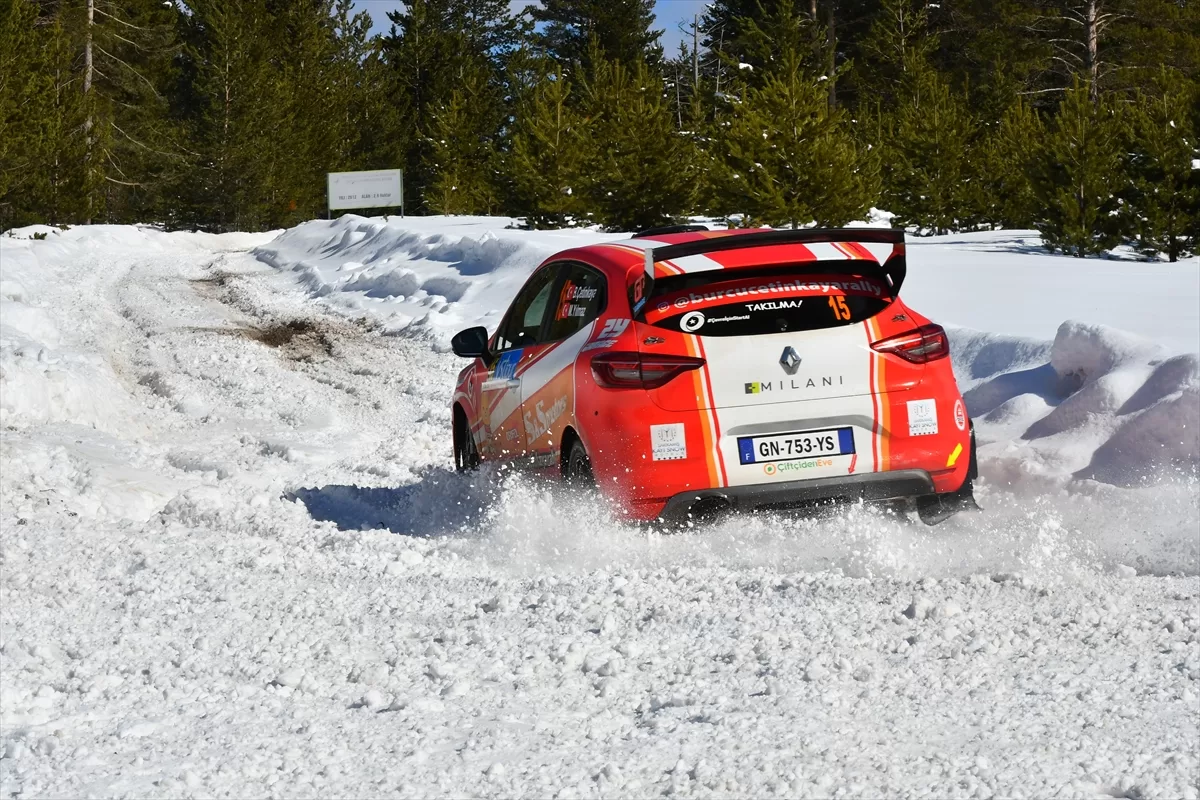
(455, 413, 480, 472)
(563, 437, 594, 487)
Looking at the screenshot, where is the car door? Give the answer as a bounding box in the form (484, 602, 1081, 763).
(479, 267, 558, 461)
(519, 262, 608, 468)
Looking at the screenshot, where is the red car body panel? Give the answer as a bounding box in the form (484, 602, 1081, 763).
(451, 231, 972, 522)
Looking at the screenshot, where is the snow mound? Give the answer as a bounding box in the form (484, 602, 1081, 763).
(252, 215, 627, 340)
(954, 321, 1199, 488)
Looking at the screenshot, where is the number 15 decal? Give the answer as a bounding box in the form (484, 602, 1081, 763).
(828, 295, 851, 320)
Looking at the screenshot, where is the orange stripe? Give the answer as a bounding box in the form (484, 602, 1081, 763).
(842, 241, 877, 261)
(684, 336, 720, 488)
(693, 336, 727, 487)
(829, 241, 856, 260)
(876, 327, 890, 472)
(655, 259, 685, 277)
(865, 319, 880, 472)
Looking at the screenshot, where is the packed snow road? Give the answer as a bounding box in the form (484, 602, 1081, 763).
(1, 224, 1198, 799)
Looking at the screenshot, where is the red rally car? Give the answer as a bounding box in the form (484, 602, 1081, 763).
(449, 227, 978, 525)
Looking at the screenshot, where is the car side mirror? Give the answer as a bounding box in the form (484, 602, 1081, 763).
(451, 326, 490, 359)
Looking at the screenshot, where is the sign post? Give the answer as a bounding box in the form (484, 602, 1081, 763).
(327, 169, 404, 217)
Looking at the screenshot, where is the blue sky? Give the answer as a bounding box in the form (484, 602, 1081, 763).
(349, 1, 710, 54)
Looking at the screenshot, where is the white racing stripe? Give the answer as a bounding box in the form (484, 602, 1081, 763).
(518, 321, 595, 403)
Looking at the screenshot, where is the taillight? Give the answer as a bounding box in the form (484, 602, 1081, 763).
(591, 352, 705, 389)
(871, 324, 949, 363)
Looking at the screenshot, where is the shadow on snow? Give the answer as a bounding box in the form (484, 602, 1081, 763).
(287, 466, 495, 536)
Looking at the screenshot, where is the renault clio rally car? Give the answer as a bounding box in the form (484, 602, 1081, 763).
(449, 227, 978, 525)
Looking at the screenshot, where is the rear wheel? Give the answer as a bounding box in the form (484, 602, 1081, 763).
(563, 437, 594, 487)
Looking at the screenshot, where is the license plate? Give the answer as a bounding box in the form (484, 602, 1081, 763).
(737, 427, 855, 465)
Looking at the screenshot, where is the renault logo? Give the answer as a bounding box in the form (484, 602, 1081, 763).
(779, 346, 801, 375)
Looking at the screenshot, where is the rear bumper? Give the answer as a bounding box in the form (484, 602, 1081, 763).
(658, 469, 936, 522)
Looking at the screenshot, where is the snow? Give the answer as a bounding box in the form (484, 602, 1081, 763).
(2, 219, 1198, 798)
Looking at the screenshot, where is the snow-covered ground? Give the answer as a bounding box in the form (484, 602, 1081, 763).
(2, 218, 1198, 798)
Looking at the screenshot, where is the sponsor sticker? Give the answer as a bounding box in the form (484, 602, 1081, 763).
(680, 311, 706, 332)
(493, 349, 522, 380)
(523, 396, 567, 443)
(747, 299, 803, 312)
(645, 275, 885, 323)
(954, 399, 967, 431)
(762, 457, 834, 476)
(650, 423, 687, 461)
(629, 274, 647, 314)
(744, 375, 845, 394)
(907, 398, 938, 436)
(556, 280, 599, 320)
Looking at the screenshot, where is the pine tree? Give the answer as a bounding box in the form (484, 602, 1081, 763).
(0, 0, 53, 227)
(424, 69, 501, 215)
(716, 0, 876, 228)
(54, 0, 185, 223)
(530, 0, 661, 70)
(975, 96, 1044, 229)
(381, 0, 519, 213)
(880, 65, 981, 234)
(930, 0, 1055, 117)
(1032, 80, 1127, 256)
(175, 0, 279, 230)
(0, 0, 182, 226)
(577, 51, 690, 230)
(1125, 79, 1199, 262)
(4, 6, 89, 226)
(857, 0, 939, 108)
(701, 0, 876, 109)
(506, 64, 586, 228)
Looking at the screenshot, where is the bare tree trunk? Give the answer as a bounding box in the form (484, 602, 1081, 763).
(84, 0, 94, 224)
(826, 4, 837, 108)
(675, 62, 683, 128)
(809, 0, 821, 66)
(1085, 0, 1099, 103)
(714, 27, 723, 98)
(692, 14, 699, 97)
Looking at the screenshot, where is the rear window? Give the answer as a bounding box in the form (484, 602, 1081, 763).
(641, 267, 892, 337)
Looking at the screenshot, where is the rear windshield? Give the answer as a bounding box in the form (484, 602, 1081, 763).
(641, 267, 892, 337)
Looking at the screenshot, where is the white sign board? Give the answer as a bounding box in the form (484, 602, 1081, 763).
(327, 169, 403, 212)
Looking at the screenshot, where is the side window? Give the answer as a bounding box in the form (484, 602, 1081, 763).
(544, 263, 607, 342)
(494, 268, 557, 352)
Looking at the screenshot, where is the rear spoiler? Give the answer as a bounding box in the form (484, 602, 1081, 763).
(639, 227, 907, 299)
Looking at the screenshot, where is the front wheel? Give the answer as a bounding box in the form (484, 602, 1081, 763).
(455, 415, 480, 472)
(563, 438, 594, 487)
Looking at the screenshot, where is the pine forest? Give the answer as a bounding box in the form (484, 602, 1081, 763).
(1, 0, 1198, 260)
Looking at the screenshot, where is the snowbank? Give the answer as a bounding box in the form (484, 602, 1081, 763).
(252, 215, 630, 341)
(953, 322, 1199, 488)
(255, 218, 1200, 354)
